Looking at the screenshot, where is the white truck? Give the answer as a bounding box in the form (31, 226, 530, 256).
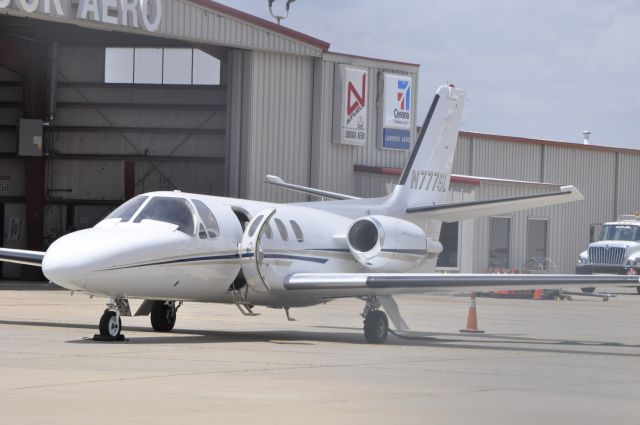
(577, 215, 640, 293)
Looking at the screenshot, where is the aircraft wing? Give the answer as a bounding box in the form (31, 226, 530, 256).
(406, 185, 582, 222)
(284, 273, 640, 296)
(0, 248, 45, 267)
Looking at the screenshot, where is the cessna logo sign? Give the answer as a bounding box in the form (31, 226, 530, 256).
(0, 0, 162, 32)
(334, 66, 368, 146)
(382, 74, 413, 150)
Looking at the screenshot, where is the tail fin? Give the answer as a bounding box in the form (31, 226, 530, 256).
(383, 85, 465, 213)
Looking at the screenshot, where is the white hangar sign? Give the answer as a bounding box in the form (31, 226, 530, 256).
(0, 0, 162, 32)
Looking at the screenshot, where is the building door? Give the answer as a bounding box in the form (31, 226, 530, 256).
(2, 203, 27, 279)
(527, 218, 548, 270)
(489, 216, 511, 269)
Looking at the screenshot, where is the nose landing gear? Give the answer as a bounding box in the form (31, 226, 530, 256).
(94, 298, 130, 341)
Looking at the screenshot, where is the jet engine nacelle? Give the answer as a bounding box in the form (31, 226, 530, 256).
(347, 215, 433, 272)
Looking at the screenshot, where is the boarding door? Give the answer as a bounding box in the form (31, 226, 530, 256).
(238, 209, 276, 293)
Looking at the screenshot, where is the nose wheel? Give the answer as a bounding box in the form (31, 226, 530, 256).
(93, 298, 129, 341)
(99, 310, 122, 338)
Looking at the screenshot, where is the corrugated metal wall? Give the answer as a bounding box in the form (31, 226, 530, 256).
(355, 135, 639, 274)
(472, 182, 557, 273)
(242, 50, 315, 202)
(616, 153, 640, 216)
(312, 54, 418, 198)
(453, 136, 635, 273)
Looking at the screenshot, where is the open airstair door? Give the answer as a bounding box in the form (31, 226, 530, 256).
(238, 208, 276, 293)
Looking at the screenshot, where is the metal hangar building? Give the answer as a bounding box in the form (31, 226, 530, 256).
(0, 1, 638, 279)
(0, 0, 419, 279)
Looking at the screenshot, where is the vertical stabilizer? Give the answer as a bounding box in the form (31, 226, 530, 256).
(383, 85, 465, 214)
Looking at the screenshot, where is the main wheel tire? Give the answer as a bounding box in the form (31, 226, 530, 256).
(99, 310, 122, 338)
(150, 301, 176, 332)
(364, 310, 389, 344)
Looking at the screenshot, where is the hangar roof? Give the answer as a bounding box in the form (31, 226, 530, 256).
(460, 131, 640, 156)
(0, 0, 329, 57)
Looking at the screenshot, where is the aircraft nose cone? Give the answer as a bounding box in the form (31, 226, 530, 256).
(42, 232, 95, 290)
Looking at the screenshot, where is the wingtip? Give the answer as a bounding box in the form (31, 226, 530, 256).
(560, 185, 585, 201)
(264, 175, 284, 184)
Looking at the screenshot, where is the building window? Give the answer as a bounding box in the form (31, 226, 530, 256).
(489, 216, 510, 268)
(104, 48, 134, 83)
(134, 48, 163, 84)
(437, 222, 458, 268)
(104, 47, 220, 85)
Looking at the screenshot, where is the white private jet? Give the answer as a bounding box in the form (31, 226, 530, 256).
(1, 85, 638, 343)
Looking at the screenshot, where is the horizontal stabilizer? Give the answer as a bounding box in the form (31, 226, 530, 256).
(264, 175, 360, 201)
(0, 248, 45, 267)
(406, 185, 583, 222)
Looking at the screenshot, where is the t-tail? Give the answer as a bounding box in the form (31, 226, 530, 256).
(381, 84, 465, 216)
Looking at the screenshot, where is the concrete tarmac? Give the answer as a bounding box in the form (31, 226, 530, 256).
(0, 284, 639, 425)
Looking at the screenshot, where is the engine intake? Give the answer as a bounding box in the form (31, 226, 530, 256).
(347, 215, 432, 272)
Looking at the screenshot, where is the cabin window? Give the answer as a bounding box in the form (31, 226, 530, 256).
(198, 224, 208, 239)
(289, 220, 304, 242)
(192, 199, 220, 238)
(248, 215, 263, 237)
(105, 196, 148, 222)
(133, 197, 195, 236)
(264, 223, 273, 239)
(274, 218, 288, 241)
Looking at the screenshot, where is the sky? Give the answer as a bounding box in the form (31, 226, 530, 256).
(215, 0, 640, 148)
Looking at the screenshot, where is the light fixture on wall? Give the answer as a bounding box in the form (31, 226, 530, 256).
(267, 0, 295, 25)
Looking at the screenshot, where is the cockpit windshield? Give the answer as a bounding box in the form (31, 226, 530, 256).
(133, 196, 195, 236)
(105, 196, 148, 222)
(599, 224, 640, 242)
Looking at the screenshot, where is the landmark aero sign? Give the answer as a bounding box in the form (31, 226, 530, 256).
(0, 0, 162, 32)
(334, 66, 368, 146)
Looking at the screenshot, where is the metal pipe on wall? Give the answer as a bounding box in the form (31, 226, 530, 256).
(47, 42, 58, 123)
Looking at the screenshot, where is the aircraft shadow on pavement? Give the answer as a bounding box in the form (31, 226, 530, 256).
(0, 318, 638, 357)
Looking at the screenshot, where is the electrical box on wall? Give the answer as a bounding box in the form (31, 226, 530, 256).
(18, 119, 43, 157)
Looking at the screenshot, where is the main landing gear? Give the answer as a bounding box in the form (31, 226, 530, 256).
(361, 296, 389, 344)
(150, 301, 181, 332)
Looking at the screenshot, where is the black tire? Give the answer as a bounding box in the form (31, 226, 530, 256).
(364, 310, 389, 344)
(150, 301, 176, 332)
(99, 310, 121, 338)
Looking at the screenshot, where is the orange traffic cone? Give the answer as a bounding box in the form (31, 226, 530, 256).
(460, 292, 485, 333)
(532, 288, 543, 300)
